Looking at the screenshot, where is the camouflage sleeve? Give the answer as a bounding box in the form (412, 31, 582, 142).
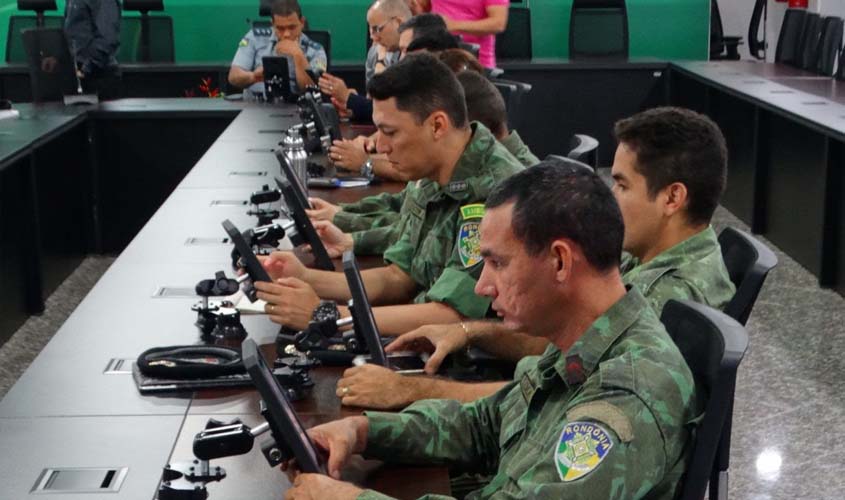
(352, 225, 400, 255)
(357, 492, 454, 500)
(644, 275, 710, 315)
(339, 191, 406, 216)
(363, 387, 513, 471)
(425, 251, 490, 319)
(505, 392, 671, 500)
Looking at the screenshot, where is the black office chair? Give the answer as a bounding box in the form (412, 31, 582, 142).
(748, 0, 767, 60)
(661, 299, 748, 500)
(718, 227, 777, 326)
(797, 12, 822, 70)
(775, 8, 808, 65)
(569, 0, 629, 60)
(304, 30, 331, 69)
(566, 134, 599, 168)
(816, 16, 843, 76)
(496, 6, 532, 61)
(491, 78, 531, 131)
(456, 39, 481, 60)
(710, 0, 742, 60)
(119, 0, 175, 63)
(6, 0, 61, 63)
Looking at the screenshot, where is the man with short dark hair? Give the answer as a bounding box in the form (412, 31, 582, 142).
(305, 68, 538, 259)
(283, 162, 702, 500)
(254, 54, 523, 335)
(335, 106, 735, 410)
(228, 0, 327, 98)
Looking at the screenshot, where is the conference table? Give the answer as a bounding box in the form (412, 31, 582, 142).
(0, 98, 449, 499)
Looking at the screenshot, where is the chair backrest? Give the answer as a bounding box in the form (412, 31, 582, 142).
(304, 30, 331, 69)
(816, 16, 843, 76)
(458, 40, 481, 60)
(6, 15, 64, 63)
(718, 227, 777, 326)
(496, 6, 532, 61)
(710, 0, 726, 58)
(21, 27, 79, 102)
(118, 16, 174, 62)
(566, 134, 599, 168)
(798, 12, 823, 70)
(491, 78, 531, 130)
(775, 8, 807, 64)
(543, 154, 594, 172)
(660, 299, 748, 500)
(569, 0, 628, 60)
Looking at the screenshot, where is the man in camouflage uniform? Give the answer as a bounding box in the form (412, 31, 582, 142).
(307, 70, 539, 258)
(283, 162, 702, 500)
(228, 0, 327, 98)
(335, 106, 735, 410)
(254, 54, 523, 335)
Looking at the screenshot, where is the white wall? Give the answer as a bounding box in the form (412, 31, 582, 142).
(717, 0, 844, 62)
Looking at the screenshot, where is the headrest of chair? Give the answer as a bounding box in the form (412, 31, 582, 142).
(543, 155, 595, 172)
(123, 0, 164, 12)
(17, 0, 56, 12)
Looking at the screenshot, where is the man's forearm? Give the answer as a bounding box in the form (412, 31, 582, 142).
(372, 156, 404, 181)
(292, 54, 316, 89)
(450, 8, 508, 35)
(409, 377, 507, 403)
(373, 302, 462, 336)
(228, 67, 255, 89)
(466, 321, 549, 361)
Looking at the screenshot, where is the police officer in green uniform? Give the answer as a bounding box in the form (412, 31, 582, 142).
(254, 54, 524, 335)
(306, 69, 539, 258)
(334, 106, 735, 410)
(282, 163, 702, 500)
(228, 0, 327, 98)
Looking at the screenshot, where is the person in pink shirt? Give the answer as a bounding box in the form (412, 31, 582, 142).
(430, 0, 509, 68)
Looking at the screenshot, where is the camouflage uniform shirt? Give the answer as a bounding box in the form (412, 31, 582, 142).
(620, 225, 735, 314)
(336, 128, 537, 256)
(358, 287, 702, 500)
(231, 30, 327, 96)
(498, 130, 539, 167)
(382, 122, 523, 318)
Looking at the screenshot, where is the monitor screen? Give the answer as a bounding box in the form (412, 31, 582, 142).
(342, 251, 388, 367)
(274, 149, 310, 209)
(222, 219, 272, 284)
(241, 338, 325, 474)
(262, 56, 292, 101)
(275, 177, 334, 271)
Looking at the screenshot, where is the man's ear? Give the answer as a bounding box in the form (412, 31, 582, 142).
(429, 111, 450, 140)
(550, 240, 574, 283)
(662, 182, 688, 217)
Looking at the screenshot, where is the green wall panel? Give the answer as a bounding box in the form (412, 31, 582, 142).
(0, 0, 707, 64)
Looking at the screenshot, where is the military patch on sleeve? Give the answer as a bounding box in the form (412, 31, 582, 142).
(460, 203, 485, 220)
(458, 204, 484, 268)
(554, 421, 613, 482)
(238, 38, 249, 47)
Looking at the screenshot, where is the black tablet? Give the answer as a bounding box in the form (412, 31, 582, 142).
(275, 177, 335, 271)
(342, 251, 426, 372)
(222, 219, 272, 301)
(300, 91, 341, 142)
(242, 338, 325, 474)
(274, 149, 311, 209)
(262, 55, 292, 101)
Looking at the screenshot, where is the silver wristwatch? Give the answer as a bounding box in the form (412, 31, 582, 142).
(361, 158, 374, 180)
